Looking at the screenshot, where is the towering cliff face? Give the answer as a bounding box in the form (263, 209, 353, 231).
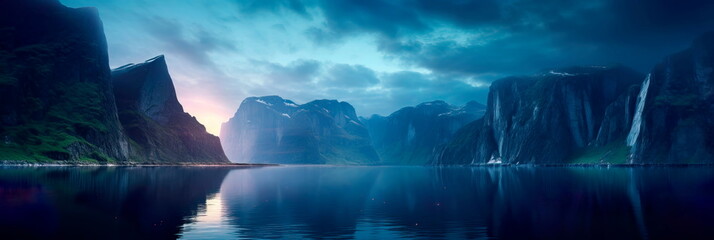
(0, 0, 128, 162)
(362, 101, 486, 165)
(220, 96, 379, 164)
(112, 56, 229, 163)
(433, 66, 644, 164)
(628, 32, 714, 163)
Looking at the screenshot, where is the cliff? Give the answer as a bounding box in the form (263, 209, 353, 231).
(362, 100, 486, 165)
(627, 32, 714, 163)
(112, 56, 229, 163)
(220, 96, 379, 164)
(433, 66, 644, 164)
(0, 0, 128, 162)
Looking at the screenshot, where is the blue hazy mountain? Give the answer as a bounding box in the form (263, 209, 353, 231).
(112, 56, 229, 163)
(220, 96, 379, 164)
(361, 100, 486, 165)
(433, 66, 645, 164)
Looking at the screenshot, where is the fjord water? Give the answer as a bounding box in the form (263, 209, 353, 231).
(2, 166, 714, 239)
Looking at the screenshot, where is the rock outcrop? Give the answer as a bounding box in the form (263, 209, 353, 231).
(220, 96, 379, 164)
(0, 0, 128, 162)
(627, 32, 714, 163)
(112, 56, 229, 163)
(362, 101, 486, 165)
(433, 66, 644, 164)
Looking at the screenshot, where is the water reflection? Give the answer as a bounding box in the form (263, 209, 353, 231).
(201, 166, 714, 239)
(178, 193, 236, 240)
(2, 166, 714, 239)
(0, 166, 234, 239)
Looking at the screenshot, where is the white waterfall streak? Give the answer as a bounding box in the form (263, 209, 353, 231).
(626, 74, 651, 147)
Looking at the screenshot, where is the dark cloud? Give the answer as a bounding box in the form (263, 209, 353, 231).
(64, 0, 714, 127)
(141, 16, 236, 70)
(305, 0, 500, 41)
(382, 71, 430, 89)
(246, 59, 487, 116)
(231, 0, 311, 18)
(320, 72, 489, 117)
(254, 59, 322, 84)
(381, 71, 490, 108)
(411, 0, 502, 27)
(316, 0, 428, 38)
(382, 34, 584, 78)
(196, 29, 238, 53)
(321, 64, 379, 88)
(397, 0, 714, 75)
(263, 0, 714, 79)
(304, 27, 339, 46)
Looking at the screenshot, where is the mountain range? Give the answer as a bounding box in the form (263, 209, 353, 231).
(2, 0, 714, 165)
(220, 96, 379, 164)
(361, 101, 485, 165)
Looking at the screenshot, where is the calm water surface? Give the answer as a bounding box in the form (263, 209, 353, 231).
(1, 166, 714, 239)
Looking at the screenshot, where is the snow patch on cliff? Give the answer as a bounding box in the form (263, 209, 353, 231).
(255, 99, 273, 106)
(549, 70, 576, 77)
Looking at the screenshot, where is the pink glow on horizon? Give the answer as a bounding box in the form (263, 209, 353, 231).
(178, 93, 235, 136)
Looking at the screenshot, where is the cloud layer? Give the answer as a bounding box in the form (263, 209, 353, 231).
(61, 0, 714, 135)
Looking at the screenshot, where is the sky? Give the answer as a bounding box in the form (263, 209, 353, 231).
(61, 0, 714, 135)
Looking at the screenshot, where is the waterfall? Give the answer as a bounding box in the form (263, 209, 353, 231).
(626, 74, 651, 147)
(407, 122, 416, 143)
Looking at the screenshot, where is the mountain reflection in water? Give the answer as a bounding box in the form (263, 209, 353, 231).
(2, 166, 714, 239)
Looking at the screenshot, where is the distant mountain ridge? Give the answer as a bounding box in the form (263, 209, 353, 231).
(362, 100, 486, 165)
(220, 96, 379, 164)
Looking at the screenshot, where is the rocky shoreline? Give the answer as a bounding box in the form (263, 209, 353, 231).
(0, 160, 276, 167)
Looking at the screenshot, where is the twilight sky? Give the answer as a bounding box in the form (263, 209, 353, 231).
(61, 0, 714, 135)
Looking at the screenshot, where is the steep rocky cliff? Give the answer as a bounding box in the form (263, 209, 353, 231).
(0, 0, 128, 162)
(433, 66, 644, 164)
(112, 56, 229, 163)
(362, 101, 486, 165)
(220, 96, 379, 164)
(627, 32, 714, 163)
